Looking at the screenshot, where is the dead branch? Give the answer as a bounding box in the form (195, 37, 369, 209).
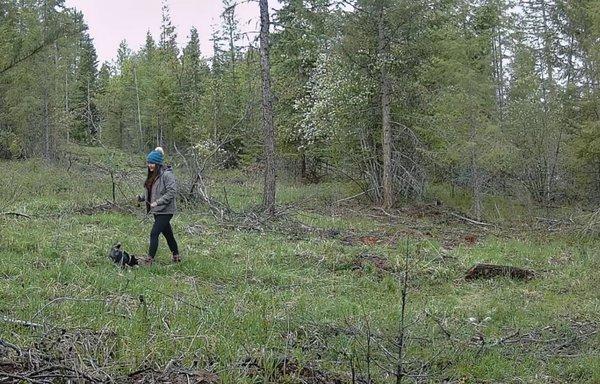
(449, 212, 495, 227)
(490, 330, 521, 346)
(322, 159, 373, 199)
(1, 316, 44, 329)
(0, 338, 22, 355)
(424, 312, 452, 340)
(334, 188, 376, 204)
(375, 206, 400, 219)
(145, 287, 205, 311)
(40, 364, 101, 383)
(0, 372, 46, 384)
(0, 212, 31, 219)
(0, 25, 83, 76)
(189, 172, 231, 220)
(31, 297, 106, 322)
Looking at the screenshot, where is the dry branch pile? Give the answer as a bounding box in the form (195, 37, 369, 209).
(0, 328, 117, 383)
(0, 330, 220, 383)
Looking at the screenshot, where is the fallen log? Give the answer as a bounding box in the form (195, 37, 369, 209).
(465, 263, 535, 280)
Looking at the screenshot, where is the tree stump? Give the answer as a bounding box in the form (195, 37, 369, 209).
(465, 263, 535, 280)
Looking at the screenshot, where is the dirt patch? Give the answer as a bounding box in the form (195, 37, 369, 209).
(351, 253, 394, 273)
(441, 233, 481, 250)
(339, 230, 423, 247)
(332, 253, 396, 277)
(342, 235, 384, 246)
(400, 203, 446, 219)
(275, 357, 346, 384)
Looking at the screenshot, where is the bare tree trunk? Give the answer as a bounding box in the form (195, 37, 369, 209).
(378, 5, 393, 208)
(492, 27, 505, 123)
(472, 160, 482, 221)
(597, 160, 600, 201)
(43, 86, 50, 159)
(226, 6, 237, 78)
(86, 79, 96, 136)
(211, 36, 220, 142)
(158, 113, 163, 147)
(119, 117, 124, 150)
(42, 0, 51, 159)
(212, 88, 219, 141)
(65, 71, 69, 142)
(470, 117, 482, 220)
(259, 0, 276, 215)
(133, 66, 144, 151)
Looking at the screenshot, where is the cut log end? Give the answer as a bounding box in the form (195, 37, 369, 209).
(465, 263, 535, 281)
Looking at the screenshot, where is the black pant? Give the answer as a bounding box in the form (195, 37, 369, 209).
(149, 214, 179, 258)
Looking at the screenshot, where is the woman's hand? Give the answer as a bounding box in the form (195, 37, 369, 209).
(150, 202, 158, 208)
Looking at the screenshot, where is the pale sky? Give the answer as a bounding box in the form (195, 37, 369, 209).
(63, 0, 274, 65)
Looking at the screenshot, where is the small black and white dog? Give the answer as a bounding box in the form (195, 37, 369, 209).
(108, 243, 139, 267)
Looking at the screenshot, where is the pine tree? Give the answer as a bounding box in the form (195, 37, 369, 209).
(72, 32, 99, 140)
(181, 27, 210, 143)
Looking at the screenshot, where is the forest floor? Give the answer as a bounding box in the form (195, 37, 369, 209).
(0, 147, 599, 383)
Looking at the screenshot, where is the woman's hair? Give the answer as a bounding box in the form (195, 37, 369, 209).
(144, 164, 162, 189)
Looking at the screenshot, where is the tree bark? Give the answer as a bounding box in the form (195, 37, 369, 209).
(259, 0, 276, 215)
(378, 5, 393, 208)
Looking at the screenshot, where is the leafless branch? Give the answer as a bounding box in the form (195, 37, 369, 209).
(448, 212, 495, 227)
(1, 316, 45, 329)
(0, 212, 31, 219)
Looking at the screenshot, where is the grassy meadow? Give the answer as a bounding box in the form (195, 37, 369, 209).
(0, 147, 598, 383)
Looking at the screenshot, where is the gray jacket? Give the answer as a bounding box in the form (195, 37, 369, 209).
(142, 166, 177, 215)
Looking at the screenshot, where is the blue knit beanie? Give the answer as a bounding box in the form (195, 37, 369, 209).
(146, 147, 164, 165)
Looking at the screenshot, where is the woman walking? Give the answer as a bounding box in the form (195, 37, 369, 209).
(140, 147, 181, 264)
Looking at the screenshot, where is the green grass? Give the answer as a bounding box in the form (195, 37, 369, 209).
(0, 154, 598, 383)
